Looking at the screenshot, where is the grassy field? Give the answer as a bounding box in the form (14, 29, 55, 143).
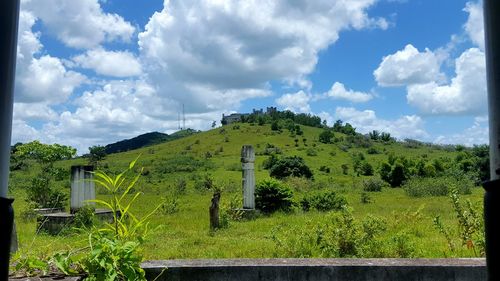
(9, 123, 485, 260)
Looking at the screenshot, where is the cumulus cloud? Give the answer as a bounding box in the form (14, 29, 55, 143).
(335, 107, 428, 139)
(15, 10, 85, 104)
(138, 0, 386, 113)
(276, 91, 311, 113)
(13, 103, 58, 121)
(434, 116, 488, 146)
(322, 82, 372, 103)
(464, 1, 484, 50)
(72, 48, 142, 77)
(374, 44, 444, 86)
(11, 119, 41, 144)
(407, 48, 486, 115)
(22, 0, 135, 49)
(40, 80, 228, 153)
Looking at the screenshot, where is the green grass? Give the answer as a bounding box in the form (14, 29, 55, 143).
(9, 123, 483, 259)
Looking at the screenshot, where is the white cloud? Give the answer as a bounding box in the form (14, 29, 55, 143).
(138, 0, 386, 113)
(434, 116, 488, 146)
(38, 79, 229, 153)
(276, 91, 311, 113)
(407, 48, 486, 115)
(374, 44, 444, 87)
(16, 55, 85, 103)
(73, 48, 142, 77)
(13, 103, 58, 121)
(464, 1, 484, 50)
(335, 107, 428, 139)
(322, 82, 372, 103)
(15, 10, 85, 104)
(22, 0, 135, 49)
(11, 119, 40, 145)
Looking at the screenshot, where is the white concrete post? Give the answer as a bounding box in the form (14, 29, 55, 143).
(70, 165, 95, 213)
(241, 145, 255, 209)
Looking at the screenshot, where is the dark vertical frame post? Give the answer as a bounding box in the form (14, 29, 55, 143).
(0, 0, 20, 279)
(483, 0, 500, 280)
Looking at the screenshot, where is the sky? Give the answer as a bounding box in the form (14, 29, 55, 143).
(12, 0, 488, 153)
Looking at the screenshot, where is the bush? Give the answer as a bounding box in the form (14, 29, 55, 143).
(360, 192, 372, 204)
(269, 156, 313, 180)
(26, 176, 67, 209)
(319, 130, 334, 144)
(359, 162, 374, 176)
(319, 166, 330, 173)
(255, 179, 294, 213)
(72, 205, 95, 229)
(300, 191, 347, 212)
(362, 178, 384, 192)
(366, 147, 380, 154)
(403, 176, 472, 197)
(306, 148, 317, 156)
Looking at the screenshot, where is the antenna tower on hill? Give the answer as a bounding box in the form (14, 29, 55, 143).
(182, 103, 186, 130)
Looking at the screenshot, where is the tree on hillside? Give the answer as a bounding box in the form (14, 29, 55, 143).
(87, 145, 107, 167)
(269, 156, 313, 180)
(319, 129, 334, 144)
(14, 141, 76, 208)
(15, 140, 76, 165)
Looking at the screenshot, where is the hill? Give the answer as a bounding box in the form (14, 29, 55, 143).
(9, 120, 488, 261)
(104, 129, 199, 154)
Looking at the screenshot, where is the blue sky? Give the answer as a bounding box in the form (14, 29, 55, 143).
(13, 0, 487, 153)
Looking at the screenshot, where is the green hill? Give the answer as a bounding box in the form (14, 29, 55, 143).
(104, 129, 199, 154)
(9, 120, 488, 261)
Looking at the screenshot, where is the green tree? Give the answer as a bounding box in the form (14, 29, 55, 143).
(269, 156, 313, 180)
(87, 145, 107, 167)
(15, 140, 76, 165)
(319, 130, 334, 144)
(15, 141, 76, 208)
(390, 163, 407, 187)
(379, 162, 392, 183)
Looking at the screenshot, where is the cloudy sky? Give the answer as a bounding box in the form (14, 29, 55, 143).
(12, 0, 487, 153)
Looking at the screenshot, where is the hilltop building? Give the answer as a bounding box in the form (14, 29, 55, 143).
(221, 107, 277, 125)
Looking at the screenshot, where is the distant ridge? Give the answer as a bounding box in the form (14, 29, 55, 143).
(104, 129, 199, 154)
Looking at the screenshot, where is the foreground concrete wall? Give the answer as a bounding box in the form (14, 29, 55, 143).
(143, 258, 486, 281)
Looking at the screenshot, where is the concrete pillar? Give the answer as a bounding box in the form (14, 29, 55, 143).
(70, 165, 95, 213)
(241, 145, 255, 209)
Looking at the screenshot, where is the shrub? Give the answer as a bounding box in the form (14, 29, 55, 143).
(72, 205, 95, 229)
(26, 177, 67, 209)
(360, 192, 372, 204)
(300, 191, 346, 212)
(403, 176, 472, 197)
(341, 164, 349, 175)
(319, 130, 334, 144)
(319, 166, 330, 173)
(359, 162, 374, 176)
(389, 163, 407, 187)
(306, 148, 318, 156)
(161, 194, 179, 214)
(255, 179, 294, 213)
(366, 147, 379, 154)
(362, 178, 384, 192)
(432, 188, 484, 256)
(174, 178, 187, 194)
(269, 156, 313, 180)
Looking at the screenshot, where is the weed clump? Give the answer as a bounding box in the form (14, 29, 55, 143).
(300, 191, 346, 212)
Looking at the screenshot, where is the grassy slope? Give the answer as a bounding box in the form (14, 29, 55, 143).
(10, 123, 484, 259)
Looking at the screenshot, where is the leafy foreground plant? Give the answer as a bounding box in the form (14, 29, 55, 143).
(432, 188, 484, 257)
(11, 157, 163, 280)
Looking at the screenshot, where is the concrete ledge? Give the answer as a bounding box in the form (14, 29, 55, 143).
(142, 258, 486, 281)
